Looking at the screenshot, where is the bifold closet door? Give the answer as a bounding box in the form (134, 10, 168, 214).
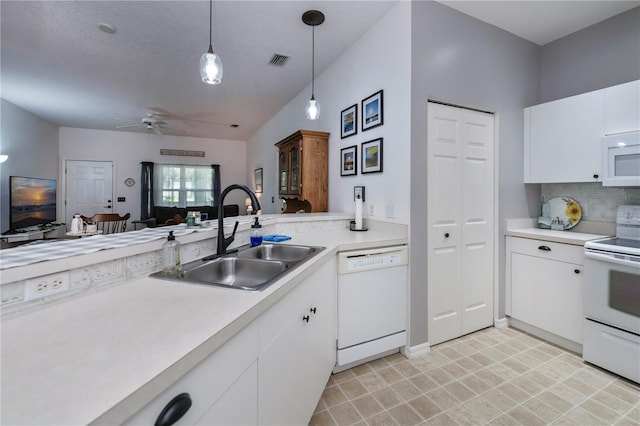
(427, 103, 494, 346)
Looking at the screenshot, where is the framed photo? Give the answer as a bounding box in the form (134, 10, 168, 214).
(340, 104, 358, 139)
(361, 90, 383, 131)
(340, 145, 357, 176)
(254, 168, 263, 193)
(361, 138, 383, 174)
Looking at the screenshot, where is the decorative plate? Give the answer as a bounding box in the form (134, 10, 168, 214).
(541, 197, 582, 230)
(124, 178, 135, 187)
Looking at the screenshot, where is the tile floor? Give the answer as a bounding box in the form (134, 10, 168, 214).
(310, 327, 640, 425)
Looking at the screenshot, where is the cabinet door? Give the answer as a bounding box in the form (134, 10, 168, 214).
(510, 253, 583, 343)
(279, 150, 288, 193)
(527, 90, 604, 183)
(288, 143, 301, 195)
(605, 80, 640, 135)
(258, 260, 336, 426)
(195, 362, 257, 425)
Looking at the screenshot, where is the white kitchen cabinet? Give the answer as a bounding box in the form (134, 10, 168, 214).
(506, 236, 584, 346)
(258, 259, 336, 426)
(604, 80, 640, 135)
(427, 103, 495, 346)
(524, 89, 604, 183)
(123, 321, 259, 426)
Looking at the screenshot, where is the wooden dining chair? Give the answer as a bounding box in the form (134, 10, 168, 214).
(81, 213, 131, 234)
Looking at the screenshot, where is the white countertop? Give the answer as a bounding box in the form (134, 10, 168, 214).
(1, 225, 407, 425)
(505, 227, 611, 245)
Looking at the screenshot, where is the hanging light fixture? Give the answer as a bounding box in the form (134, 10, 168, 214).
(200, 0, 223, 84)
(302, 10, 324, 120)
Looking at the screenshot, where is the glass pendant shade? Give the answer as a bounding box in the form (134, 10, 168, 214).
(200, 48, 223, 85)
(305, 97, 320, 120)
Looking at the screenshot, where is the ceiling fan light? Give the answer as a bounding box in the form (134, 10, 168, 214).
(200, 51, 223, 85)
(305, 97, 320, 120)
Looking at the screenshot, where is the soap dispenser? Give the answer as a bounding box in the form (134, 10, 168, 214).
(250, 217, 263, 247)
(162, 231, 181, 275)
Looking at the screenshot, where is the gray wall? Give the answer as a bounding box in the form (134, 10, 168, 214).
(540, 6, 640, 102)
(409, 1, 541, 347)
(1, 99, 59, 233)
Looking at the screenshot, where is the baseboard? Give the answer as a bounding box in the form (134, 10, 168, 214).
(509, 317, 583, 354)
(494, 317, 509, 329)
(402, 342, 430, 358)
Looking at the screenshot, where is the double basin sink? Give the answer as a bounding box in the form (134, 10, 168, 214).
(151, 243, 325, 291)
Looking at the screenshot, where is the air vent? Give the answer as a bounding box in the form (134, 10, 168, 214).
(269, 54, 290, 67)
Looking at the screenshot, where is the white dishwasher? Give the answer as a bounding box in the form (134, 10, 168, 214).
(335, 245, 408, 372)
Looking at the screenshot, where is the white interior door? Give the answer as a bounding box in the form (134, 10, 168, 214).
(427, 102, 494, 346)
(65, 160, 113, 228)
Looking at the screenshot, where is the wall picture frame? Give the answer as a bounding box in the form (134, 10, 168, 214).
(361, 90, 383, 131)
(340, 104, 358, 139)
(254, 168, 263, 193)
(361, 138, 383, 174)
(340, 145, 357, 176)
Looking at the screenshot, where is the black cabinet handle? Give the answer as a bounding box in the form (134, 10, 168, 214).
(574, 269, 580, 274)
(538, 246, 551, 251)
(310, 307, 317, 314)
(155, 393, 192, 426)
(593, 174, 599, 179)
(444, 233, 450, 238)
(303, 315, 310, 323)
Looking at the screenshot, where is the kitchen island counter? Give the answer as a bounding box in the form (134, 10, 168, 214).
(1, 216, 406, 425)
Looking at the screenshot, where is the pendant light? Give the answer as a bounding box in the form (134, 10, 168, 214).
(302, 10, 324, 120)
(200, 0, 223, 84)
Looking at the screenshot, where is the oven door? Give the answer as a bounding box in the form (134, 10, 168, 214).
(584, 250, 640, 334)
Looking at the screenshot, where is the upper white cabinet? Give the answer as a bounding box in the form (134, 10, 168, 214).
(604, 80, 640, 135)
(524, 90, 604, 183)
(524, 80, 639, 184)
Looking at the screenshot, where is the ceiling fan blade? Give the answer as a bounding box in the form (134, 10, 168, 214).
(115, 124, 141, 129)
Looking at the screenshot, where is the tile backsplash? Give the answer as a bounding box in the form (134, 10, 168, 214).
(541, 183, 640, 222)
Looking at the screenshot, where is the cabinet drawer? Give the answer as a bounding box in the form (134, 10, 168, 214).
(508, 236, 584, 265)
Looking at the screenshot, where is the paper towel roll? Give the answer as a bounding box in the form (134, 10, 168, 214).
(355, 196, 363, 230)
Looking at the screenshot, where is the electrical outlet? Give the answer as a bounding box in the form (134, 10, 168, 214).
(25, 271, 70, 301)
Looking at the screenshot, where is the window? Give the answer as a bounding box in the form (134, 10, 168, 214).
(153, 164, 219, 207)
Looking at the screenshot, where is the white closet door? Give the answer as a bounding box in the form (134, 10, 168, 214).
(461, 110, 494, 334)
(427, 103, 494, 346)
(427, 103, 463, 345)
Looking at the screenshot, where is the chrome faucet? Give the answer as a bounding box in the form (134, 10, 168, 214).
(217, 184, 261, 256)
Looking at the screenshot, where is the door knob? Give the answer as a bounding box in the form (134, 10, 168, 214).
(444, 233, 450, 238)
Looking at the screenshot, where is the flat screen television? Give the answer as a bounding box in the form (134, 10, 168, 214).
(9, 176, 57, 231)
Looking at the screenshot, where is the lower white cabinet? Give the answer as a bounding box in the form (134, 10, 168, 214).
(124, 257, 336, 426)
(123, 321, 259, 426)
(258, 259, 337, 425)
(506, 236, 584, 345)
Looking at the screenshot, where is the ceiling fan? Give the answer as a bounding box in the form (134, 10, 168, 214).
(116, 112, 181, 135)
(147, 107, 238, 128)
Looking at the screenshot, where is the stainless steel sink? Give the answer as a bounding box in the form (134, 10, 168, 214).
(237, 243, 320, 262)
(151, 243, 325, 291)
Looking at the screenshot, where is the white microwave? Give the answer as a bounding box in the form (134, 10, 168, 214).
(602, 132, 640, 187)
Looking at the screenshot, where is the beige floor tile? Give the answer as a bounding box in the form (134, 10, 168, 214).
(580, 397, 621, 423)
(425, 412, 460, 425)
(319, 327, 634, 426)
(521, 395, 563, 423)
(351, 394, 384, 419)
(321, 385, 349, 408)
(377, 366, 404, 385)
(390, 378, 423, 401)
(409, 373, 439, 393)
(365, 411, 398, 426)
(387, 403, 423, 426)
(408, 395, 442, 420)
(371, 387, 403, 410)
(340, 378, 369, 400)
(309, 409, 337, 426)
(506, 405, 546, 425)
(328, 401, 364, 426)
(442, 381, 475, 402)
